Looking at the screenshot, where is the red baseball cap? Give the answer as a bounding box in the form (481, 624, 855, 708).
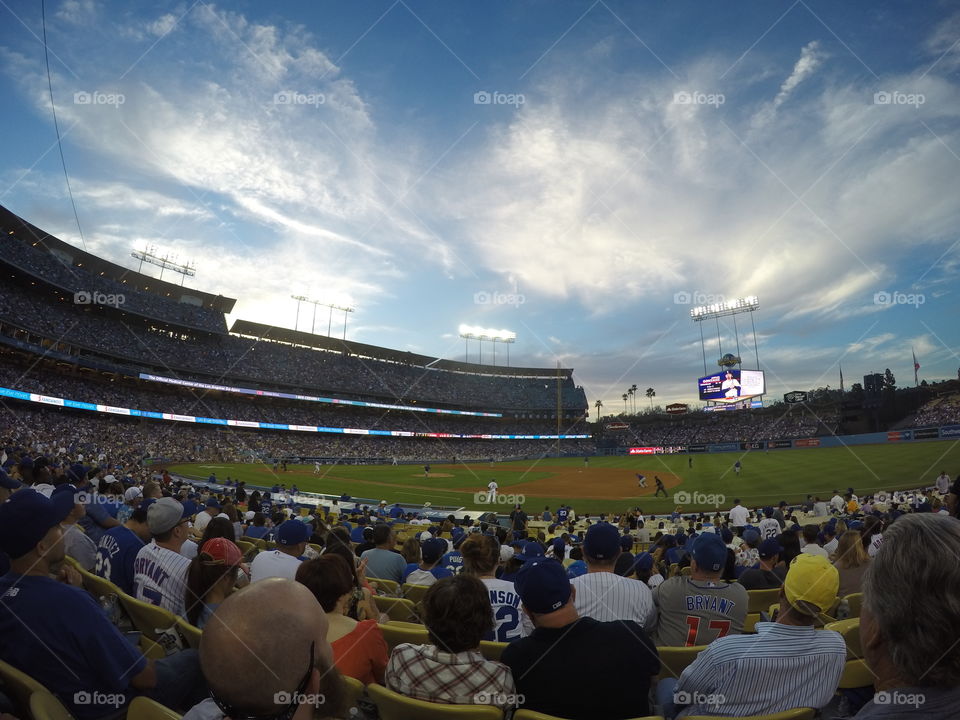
(200, 538, 243, 567)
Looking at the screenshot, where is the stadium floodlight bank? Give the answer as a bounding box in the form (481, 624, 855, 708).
(689, 296, 759, 320)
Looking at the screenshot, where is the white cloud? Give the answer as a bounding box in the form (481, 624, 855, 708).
(751, 41, 826, 128)
(55, 0, 97, 25)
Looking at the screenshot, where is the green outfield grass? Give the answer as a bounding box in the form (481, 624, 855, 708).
(169, 440, 960, 515)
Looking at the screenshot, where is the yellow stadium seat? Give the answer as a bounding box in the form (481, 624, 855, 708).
(240, 536, 267, 551)
(837, 658, 875, 690)
(0, 659, 49, 720)
(366, 683, 503, 720)
(374, 596, 420, 623)
(746, 588, 782, 613)
(76, 564, 123, 600)
(684, 709, 815, 720)
(380, 622, 429, 651)
(175, 616, 203, 650)
(514, 713, 663, 720)
(28, 691, 73, 720)
(478, 641, 508, 662)
(234, 540, 256, 561)
(126, 696, 182, 720)
(668, 563, 679, 578)
(843, 593, 863, 618)
(341, 675, 365, 713)
(824, 618, 863, 660)
(140, 636, 166, 660)
(680, 566, 692, 577)
(656, 645, 707, 680)
(117, 593, 181, 643)
(743, 612, 762, 633)
(369, 577, 402, 596)
(402, 583, 432, 604)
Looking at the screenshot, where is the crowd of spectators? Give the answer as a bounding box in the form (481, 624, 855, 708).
(0, 279, 587, 412)
(0, 231, 227, 333)
(0, 361, 589, 438)
(2, 449, 959, 719)
(911, 394, 960, 427)
(604, 407, 839, 446)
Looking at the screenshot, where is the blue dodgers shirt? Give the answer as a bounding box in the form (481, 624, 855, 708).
(96, 526, 145, 595)
(440, 550, 463, 575)
(0, 573, 147, 720)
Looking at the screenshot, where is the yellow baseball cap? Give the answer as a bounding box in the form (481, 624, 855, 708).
(784, 554, 839, 614)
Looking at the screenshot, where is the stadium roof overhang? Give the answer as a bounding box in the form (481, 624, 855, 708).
(0, 205, 237, 314)
(228, 319, 574, 379)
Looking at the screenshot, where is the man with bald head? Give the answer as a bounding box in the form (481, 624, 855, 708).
(183, 578, 346, 720)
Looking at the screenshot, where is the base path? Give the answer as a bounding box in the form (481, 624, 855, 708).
(457, 467, 683, 501)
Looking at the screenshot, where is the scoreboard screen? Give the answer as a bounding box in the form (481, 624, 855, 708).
(698, 369, 765, 404)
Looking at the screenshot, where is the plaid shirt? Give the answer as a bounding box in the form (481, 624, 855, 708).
(386, 643, 516, 709)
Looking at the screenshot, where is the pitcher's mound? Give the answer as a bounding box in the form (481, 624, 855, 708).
(412, 473, 454, 478)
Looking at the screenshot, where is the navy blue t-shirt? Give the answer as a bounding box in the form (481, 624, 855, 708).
(96, 526, 145, 595)
(0, 573, 146, 720)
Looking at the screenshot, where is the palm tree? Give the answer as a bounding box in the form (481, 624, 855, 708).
(622, 393, 628, 414)
(630, 384, 638, 413)
(646, 387, 656, 409)
(627, 387, 634, 414)
(594, 399, 603, 424)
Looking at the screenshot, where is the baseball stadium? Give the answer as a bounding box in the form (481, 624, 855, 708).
(2, 2, 960, 720)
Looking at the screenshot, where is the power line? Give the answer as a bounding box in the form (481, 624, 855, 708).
(41, 0, 86, 251)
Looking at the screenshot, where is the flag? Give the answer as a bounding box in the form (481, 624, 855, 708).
(913, 348, 920, 387)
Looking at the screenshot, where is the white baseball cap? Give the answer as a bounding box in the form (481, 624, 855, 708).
(124, 486, 143, 503)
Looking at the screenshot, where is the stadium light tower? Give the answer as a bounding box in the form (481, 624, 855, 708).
(292, 296, 354, 338)
(131, 245, 197, 286)
(458, 324, 517, 366)
(689, 295, 760, 375)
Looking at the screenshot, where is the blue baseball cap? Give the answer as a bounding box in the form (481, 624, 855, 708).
(633, 552, 655, 572)
(205, 497, 222, 509)
(421, 538, 447, 563)
(277, 519, 310, 546)
(583, 522, 621, 560)
(720, 527, 734, 544)
(691, 532, 727, 573)
(516, 541, 545, 562)
(759, 538, 784, 559)
(0, 468, 22, 490)
(620, 535, 635, 551)
(514, 559, 571, 614)
(0, 488, 75, 558)
(743, 529, 761, 546)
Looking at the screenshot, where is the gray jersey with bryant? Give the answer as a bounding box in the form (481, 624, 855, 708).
(652, 576, 748, 646)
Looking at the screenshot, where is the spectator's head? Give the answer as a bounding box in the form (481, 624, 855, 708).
(420, 538, 447, 567)
(461, 534, 499, 576)
(742, 529, 760, 548)
(372, 524, 394, 548)
(833, 529, 869, 569)
(201, 579, 344, 720)
(400, 536, 421, 564)
(861, 514, 960, 689)
(778, 554, 839, 624)
(802, 524, 820, 546)
(362, 527, 374, 544)
(514, 558, 575, 627)
(689, 532, 727, 580)
(0, 468, 21, 502)
(758, 539, 783, 566)
(296, 554, 355, 613)
(277, 520, 310, 557)
(51, 484, 85, 525)
(202, 516, 236, 546)
(0, 488, 74, 574)
(421, 575, 493, 653)
(252, 512, 267, 527)
(582, 522, 620, 568)
(148, 498, 191, 550)
(204, 498, 222, 516)
(185, 538, 243, 627)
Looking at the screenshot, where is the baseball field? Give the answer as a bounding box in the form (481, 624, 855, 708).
(168, 439, 960, 515)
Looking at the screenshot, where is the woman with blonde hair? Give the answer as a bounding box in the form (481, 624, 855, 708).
(832, 530, 870, 597)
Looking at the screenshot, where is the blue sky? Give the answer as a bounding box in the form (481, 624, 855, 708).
(1, 0, 958, 412)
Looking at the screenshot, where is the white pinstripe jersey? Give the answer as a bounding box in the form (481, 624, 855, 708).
(570, 571, 657, 628)
(133, 541, 191, 618)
